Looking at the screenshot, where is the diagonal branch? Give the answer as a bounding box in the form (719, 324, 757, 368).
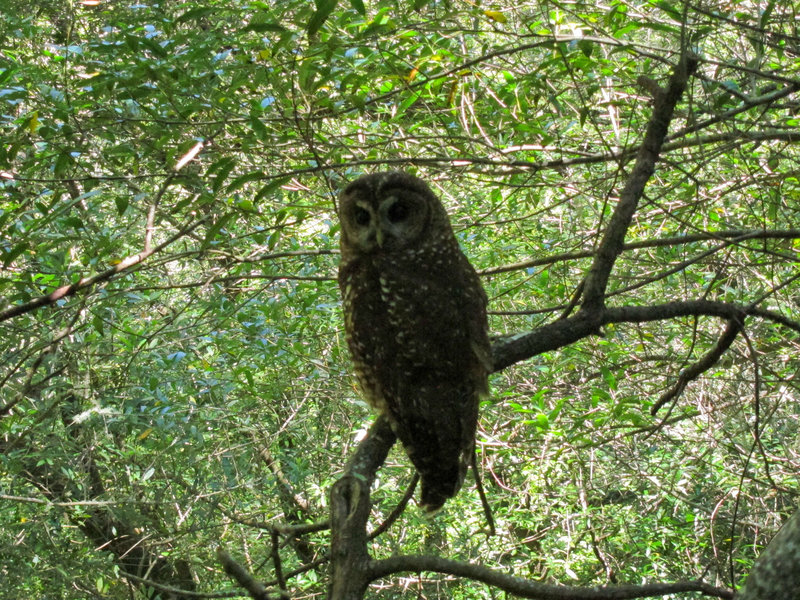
(581, 53, 698, 314)
(0, 212, 211, 323)
(651, 318, 744, 414)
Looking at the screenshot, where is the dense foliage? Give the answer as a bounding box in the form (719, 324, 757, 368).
(1, 0, 799, 598)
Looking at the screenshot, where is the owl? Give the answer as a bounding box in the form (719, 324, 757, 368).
(337, 172, 492, 512)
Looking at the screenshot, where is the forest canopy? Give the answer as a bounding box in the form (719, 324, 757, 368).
(1, 1, 800, 598)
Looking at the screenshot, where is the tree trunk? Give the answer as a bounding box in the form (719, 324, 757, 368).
(737, 508, 800, 599)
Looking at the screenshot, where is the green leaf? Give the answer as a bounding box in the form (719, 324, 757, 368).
(254, 177, 290, 203)
(206, 157, 237, 193)
(2, 242, 28, 267)
(201, 213, 234, 249)
(243, 22, 288, 33)
(601, 366, 618, 391)
(176, 7, 214, 23)
(760, 0, 776, 28)
(249, 116, 269, 141)
(63, 216, 84, 230)
(652, 0, 681, 19)
(227, 170, 265, 194)
(92, 314, 104, 335)
(307, 0, 338, 36)
(53, 151, 73, 177)
(348, 0, 365, 15)
(0, 67, 16, 86)
(114, 196, 129, 216)
(396, 91, 421, 117)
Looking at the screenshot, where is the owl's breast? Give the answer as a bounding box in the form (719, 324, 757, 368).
(339, 260, 394, 411)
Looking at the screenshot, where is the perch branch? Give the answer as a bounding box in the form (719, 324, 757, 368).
(367, 555, 733, 599)
(490, 298, 800, 372)
(329, 415, 396, 599)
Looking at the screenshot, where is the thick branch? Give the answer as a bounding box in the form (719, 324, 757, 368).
(737, 508, 800, 600)
(329, 415, 396, 599)
(368, 555, 732, 599)
(581, 53, 698, 313)
(491, 299, 799, 372)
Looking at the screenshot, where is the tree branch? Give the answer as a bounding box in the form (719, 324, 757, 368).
(217, 547, 278, 600)
(367, 555, 733, 599)
(0, 212, 211, 323)
(581, 52, 698, 313)
(479, 228, 800, 277)
(651, 318, 744, 414)
(491, 299, 800, 373)
(737, 508, 800, 600)
(368, 474, 418, 540)
(329, 415, 396, 599)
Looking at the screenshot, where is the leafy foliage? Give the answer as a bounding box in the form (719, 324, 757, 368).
(1, 0, 799, 598)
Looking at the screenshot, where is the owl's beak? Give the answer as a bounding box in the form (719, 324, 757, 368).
(375, 228, 384, 248)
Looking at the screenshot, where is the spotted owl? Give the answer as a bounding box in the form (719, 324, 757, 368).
(337, 171, 492, 512)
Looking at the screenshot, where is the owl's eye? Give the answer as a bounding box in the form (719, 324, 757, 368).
(387, 200, 409, 223)
(354, 206, 371, 226)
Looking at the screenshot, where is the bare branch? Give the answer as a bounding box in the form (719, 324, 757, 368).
(144, 173, 176, 253)
(479, 229, 800, 276)
(368, 474, 418, 540)
(491, 299, 800, 372)
(667, 81, 800, 141)
(367, 555, 733, 599)
(581, 53, 698, 313)
(255, 436, 311, 516)
(651, 318, 744, 414)
(217, 547, 278, 600)
(0, 212, 211, 323)
(329, 415, 396, 599)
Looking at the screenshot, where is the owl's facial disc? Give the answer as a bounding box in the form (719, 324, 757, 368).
(353, 205, 371, 226)
(344, 199, 380, 251)
(377, 192, 427, 250)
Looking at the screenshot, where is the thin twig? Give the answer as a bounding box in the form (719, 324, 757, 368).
(369, 474, 418, 540)
(0, 212, 210, 323)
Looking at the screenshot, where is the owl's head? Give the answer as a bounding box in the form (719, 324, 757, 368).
(338, 172, 450, 255)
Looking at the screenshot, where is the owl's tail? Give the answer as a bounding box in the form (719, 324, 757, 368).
(416, 443, 471, 513)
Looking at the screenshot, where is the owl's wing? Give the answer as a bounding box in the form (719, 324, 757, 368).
(386, 261, 488, 511)
(462, 265, 493, 387)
